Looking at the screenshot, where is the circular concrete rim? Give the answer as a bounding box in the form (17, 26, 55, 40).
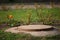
(5, 25, 60, 37)
(5, 27, 60, 37)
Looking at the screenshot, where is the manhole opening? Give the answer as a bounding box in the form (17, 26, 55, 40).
(31, 27, 55, 31)
(18, 27, 55, 31)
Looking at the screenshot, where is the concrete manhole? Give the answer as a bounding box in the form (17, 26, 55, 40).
(5, 25, 60, 37)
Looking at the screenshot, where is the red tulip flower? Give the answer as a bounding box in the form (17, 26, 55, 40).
(8, 15, 13, 19)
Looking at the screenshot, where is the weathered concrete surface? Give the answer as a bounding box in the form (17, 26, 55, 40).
(17, 25, 53, 30)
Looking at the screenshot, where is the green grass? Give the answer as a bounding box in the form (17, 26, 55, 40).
(0, 8, 60, 24)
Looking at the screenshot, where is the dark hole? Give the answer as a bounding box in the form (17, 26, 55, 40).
(23, 27, 55, 31)
(34, 27, 55, 31)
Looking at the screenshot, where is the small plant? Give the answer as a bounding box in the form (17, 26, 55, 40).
(7, 15, 14, 27)
(7, 15, 13, 19)
(42, 13, 54, 25)
(34, 3, 45, 23)
(20, 18, 25, 25)
(7, 15, 20, 27)
(26, 13, 32, 25)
